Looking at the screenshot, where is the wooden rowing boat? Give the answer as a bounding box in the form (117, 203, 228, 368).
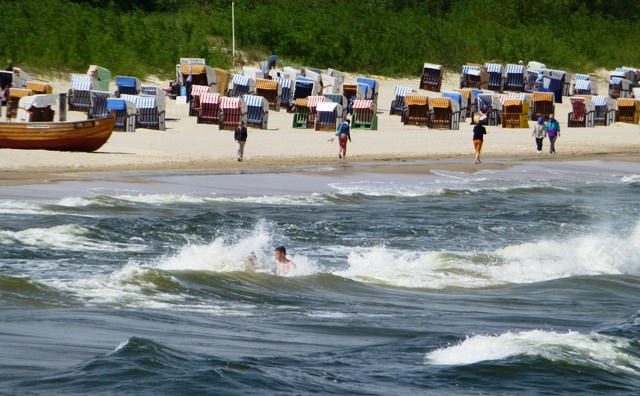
(0, 114, 116, 152)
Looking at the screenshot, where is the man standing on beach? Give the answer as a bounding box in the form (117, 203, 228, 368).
(234, 120, 248, 162)
(472, 119, 487, 164)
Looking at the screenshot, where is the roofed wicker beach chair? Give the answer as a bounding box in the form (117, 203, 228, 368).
(229, 74, 255, 98)
(351, 99, 378, 130)
(323, 93, 349, 120)
(106, 98, 137, 132)
(306, 95, 326, 128)
(429, 97, 460, 130)
(255, 79, 281, 111)
(420, 63, 443, 92)
(7, 88, 33, 120)
(568, 97, 595, 127)
(16, 94, 56, 122)
(501, 98, 530, 128)
(243, 94, 269, 129)
(591, 96, 617, 126)
(288, 78, 317, 112)
(315, 101, 343, 131)
(485, 63, 505, 93)
(531, 92, 555, 121)
(88, 91, 113, 120)
(179, 63, 217, 90)
(218, 96, 247, 130)
(615, 98, 640, 124)
(608, 77, 631, 99)
(459, 64, 488, 90)
(120, 94, 166, 131)
(454, 88, 482, 117)
(402, 94, 430, 127)
(541, 69, 571, 96)
(443, 91, 468, 123)
(505, 64, 526, 92)
(321, 73, 342, 95)
(292, 98, 310, 128)
(273, 77, 293, 111)
(342, 83, 365, 115)
(68, 73, 98, 112)
(477, 92, 502, 126)
(87, 65, 111, 92)
(188, 85, 212, 116)
(390, 86, 416, 116)
(214, 68, 230, 96)
(25, 81, 52, 95)
(572, 74, 598, 96)
(196, 93, 222, 124)
(114, 76, 141, 97)
(356, 77, 379, 104)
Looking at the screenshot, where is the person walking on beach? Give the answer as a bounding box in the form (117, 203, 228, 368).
(532, 116, 547, 154)
(337, 119, 351, 159)
(546, 114, 560, 154)
(472, 119, 487, 164)
(275, 246, 295, 275)
(234, 120, 248, 162)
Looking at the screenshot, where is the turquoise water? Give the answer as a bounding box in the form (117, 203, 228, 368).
(2, 160, 640, 395)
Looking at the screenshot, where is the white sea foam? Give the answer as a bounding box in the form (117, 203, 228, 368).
(108, 192, 329, 206)
(425, 330, 640, 375)
(0, 200, 45, 215)
(155, 221, 318, 277)
(338, 222, 640, 289)
(0, 224, 145, 252)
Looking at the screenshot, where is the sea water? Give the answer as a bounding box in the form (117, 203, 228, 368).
(1, 160, 640, 395)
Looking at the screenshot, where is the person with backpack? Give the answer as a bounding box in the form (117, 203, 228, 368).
(546, 114, 561, 154)
(336, 119, 351, 159)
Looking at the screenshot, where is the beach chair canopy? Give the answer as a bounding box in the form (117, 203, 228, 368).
(430, 97, 459, 110)
(352, 99, 375, 110)
(243, 94, 268, 110)
(88, 65, 111, 91)
(592, 96, 616, 110)
(232, 74, 252, 87)
(11, 68, 32, 88)
(115, 76, 141, 89)
(106, 98, 135, 115)
(394, 86, 417, 97)
(423, 63, 443, 76)
(256, 79, 281, 95)
(25, 81, 51, 95)
(242, 66, 264, 81)
(527, 61, 547, 70)
(200, 92, 221, 104)
(485, 63, 504, 74)
(71, 74, 98, 91)
(274, 77, 292, 90)
(404, 94, 429, 106)
(18, 94, 56, 110)
(326, 68, 347, 85)
(357, 77, 378, 94)
(283, 67, 301, 81)
(120, 94, 165, 111)
(506, 64, 525, 75)
(221, 96, 245, 110)
(316, 101, 339, 113)
(321, 74, 342, 94)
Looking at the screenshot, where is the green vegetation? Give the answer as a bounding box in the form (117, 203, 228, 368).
(1, 0, 638, 79)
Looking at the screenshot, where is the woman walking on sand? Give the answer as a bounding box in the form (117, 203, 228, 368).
(472, 119, 487, 164)
(336, 119, 351, 159)
(532, 116, 547, 155)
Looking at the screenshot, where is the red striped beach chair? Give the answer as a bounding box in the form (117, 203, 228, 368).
(197, 93, 222, 124)
(351, 99, 377, 130)
(189, 85, 212, 116)
(568, 97, 595, 127)
(219, 97, 247, 130)
(306, 95, 325, 128)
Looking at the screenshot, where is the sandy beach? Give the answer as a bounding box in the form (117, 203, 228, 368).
(2, 71, 640, 186)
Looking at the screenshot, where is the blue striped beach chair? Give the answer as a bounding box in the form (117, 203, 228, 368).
(88, 91, 112, 119)
(274, 77, 293, 111)
(114, 76, 141, 97)
(572, 74, 598, 96)
(243, 94, 269, 129)
(485, 63, 505, 93)
(390, 86, 416, 116)
(505, 64, 525, 92)
(120, 94, 166, 130)
(477, 93, 502, 126)
(106, 98, 137, 132)
(229, 74, 254, 98)
(591, 96, 617, 126)
(314, 101, 343, 131)
(323, 93, 349, 121)
(68, 74, 98, 112)
(459, 65, 488, 90)
(288, 78, 317, 112)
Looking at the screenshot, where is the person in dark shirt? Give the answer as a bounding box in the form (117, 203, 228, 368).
(472, 119, 487, 164)
(234, 120, 248, 162)
(337, 119, 351, 159)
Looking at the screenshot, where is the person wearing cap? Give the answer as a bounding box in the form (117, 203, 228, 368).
(546, 114, 561, 154)
(275, 246, 296, 275)
(532, 116, 547, 154)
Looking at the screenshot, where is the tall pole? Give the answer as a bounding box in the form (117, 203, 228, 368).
(232, 2, 235, 70)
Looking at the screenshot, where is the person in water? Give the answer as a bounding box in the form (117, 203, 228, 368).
(275, 246, 295, 275)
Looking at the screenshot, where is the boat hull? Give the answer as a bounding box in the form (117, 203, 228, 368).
(0, 114, 116, 152)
